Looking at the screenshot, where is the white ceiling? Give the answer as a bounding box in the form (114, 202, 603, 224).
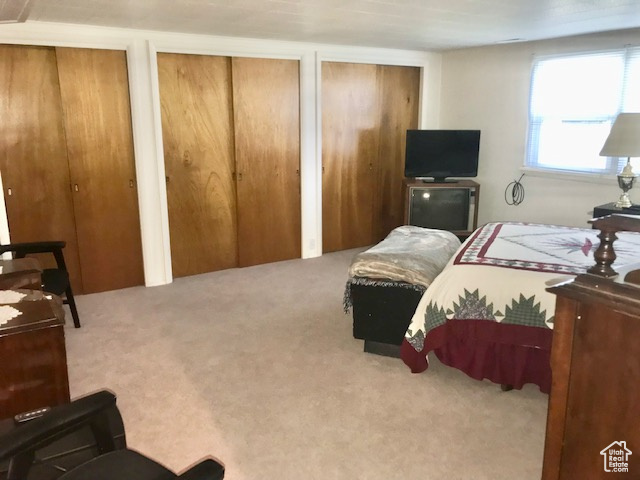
(16, 0, 640, 51)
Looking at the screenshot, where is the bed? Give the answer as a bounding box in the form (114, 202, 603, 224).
(400, 221, 640, 393)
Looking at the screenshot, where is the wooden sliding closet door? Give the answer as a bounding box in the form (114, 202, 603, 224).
(374, 65, 420, 240)
(0, 45, 84, 292)
(322, 62, 379, 252)
(232, 57, 301, 267)
(322, 62, 420, 252)
(56, 48, 144, 293)
(157, 53, 238, 277)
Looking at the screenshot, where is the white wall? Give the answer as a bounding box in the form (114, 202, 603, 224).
(437, 28, 640, 228)
(0, 21, 442, 287)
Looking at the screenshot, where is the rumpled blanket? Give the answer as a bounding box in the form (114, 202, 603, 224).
(344, 226, 461, 311)
(348, 226, 462, 286)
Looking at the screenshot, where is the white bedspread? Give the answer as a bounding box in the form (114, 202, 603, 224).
(405, 222, 640, 351)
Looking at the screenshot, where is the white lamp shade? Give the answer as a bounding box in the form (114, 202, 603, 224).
(600, 112, 640, 157)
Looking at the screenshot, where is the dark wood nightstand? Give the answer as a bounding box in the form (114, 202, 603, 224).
(593, 202, 640, 218)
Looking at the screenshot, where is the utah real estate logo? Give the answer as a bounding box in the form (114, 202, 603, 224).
(600, 441, 632, 473)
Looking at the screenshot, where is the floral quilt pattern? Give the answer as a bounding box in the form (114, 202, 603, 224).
(406, 222, 640, 352)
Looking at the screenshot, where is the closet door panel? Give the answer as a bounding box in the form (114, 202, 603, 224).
(56, 47, 144, 293)
(0, 45, 84, 293)
(321, 62, 379, 252)
(374, 65, 420, 241)
(157, 53, 238, 277)
(232, 57, 301, 267)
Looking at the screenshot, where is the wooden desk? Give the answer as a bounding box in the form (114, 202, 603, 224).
(0, 290, 69, 420)
(0, 258, 42, 290)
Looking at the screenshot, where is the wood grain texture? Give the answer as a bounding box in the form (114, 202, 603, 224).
(374, 65, 420, 241)
(56, 47, 144, 293)
(158, 53, 238, 277)
(232, 57, 301, 267)
(0, 323, 69, 419)
(560, 302, 640, 478)
(321, 62, 420, 252)
(544, 275, 640, 479)
(541, 296, 577, 480)
(0, 299, 69, 420)
(0, 45, 84, 293)
(321, 62, 379, 252)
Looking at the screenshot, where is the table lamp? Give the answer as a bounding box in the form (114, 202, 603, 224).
(600, 113, 640, 208)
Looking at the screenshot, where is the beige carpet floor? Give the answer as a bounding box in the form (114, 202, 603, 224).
(63, 248, 548, 480)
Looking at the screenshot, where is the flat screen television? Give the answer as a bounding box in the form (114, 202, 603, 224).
(404, 129, 481, 182)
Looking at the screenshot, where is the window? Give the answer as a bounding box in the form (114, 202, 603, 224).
(526, 47, 640, 176)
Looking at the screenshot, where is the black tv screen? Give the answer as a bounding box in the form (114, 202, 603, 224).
(404, 130, 480, 181)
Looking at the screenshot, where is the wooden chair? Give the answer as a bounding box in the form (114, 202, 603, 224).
(0, 241, 81, 328)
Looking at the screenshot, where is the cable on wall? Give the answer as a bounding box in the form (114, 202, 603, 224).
(505, 173, 525, 206)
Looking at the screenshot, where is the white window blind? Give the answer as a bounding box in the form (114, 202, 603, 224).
(526, 47, 640, 175)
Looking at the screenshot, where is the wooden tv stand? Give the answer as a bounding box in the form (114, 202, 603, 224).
(404, 179, 479, 238)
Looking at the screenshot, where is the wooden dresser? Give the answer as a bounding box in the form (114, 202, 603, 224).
(0, 258, 42, 290)
(542, 215, 640, 479)
(0, 283, 70, 420)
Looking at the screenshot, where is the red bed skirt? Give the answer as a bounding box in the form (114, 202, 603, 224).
(400, 319, 552, 393)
